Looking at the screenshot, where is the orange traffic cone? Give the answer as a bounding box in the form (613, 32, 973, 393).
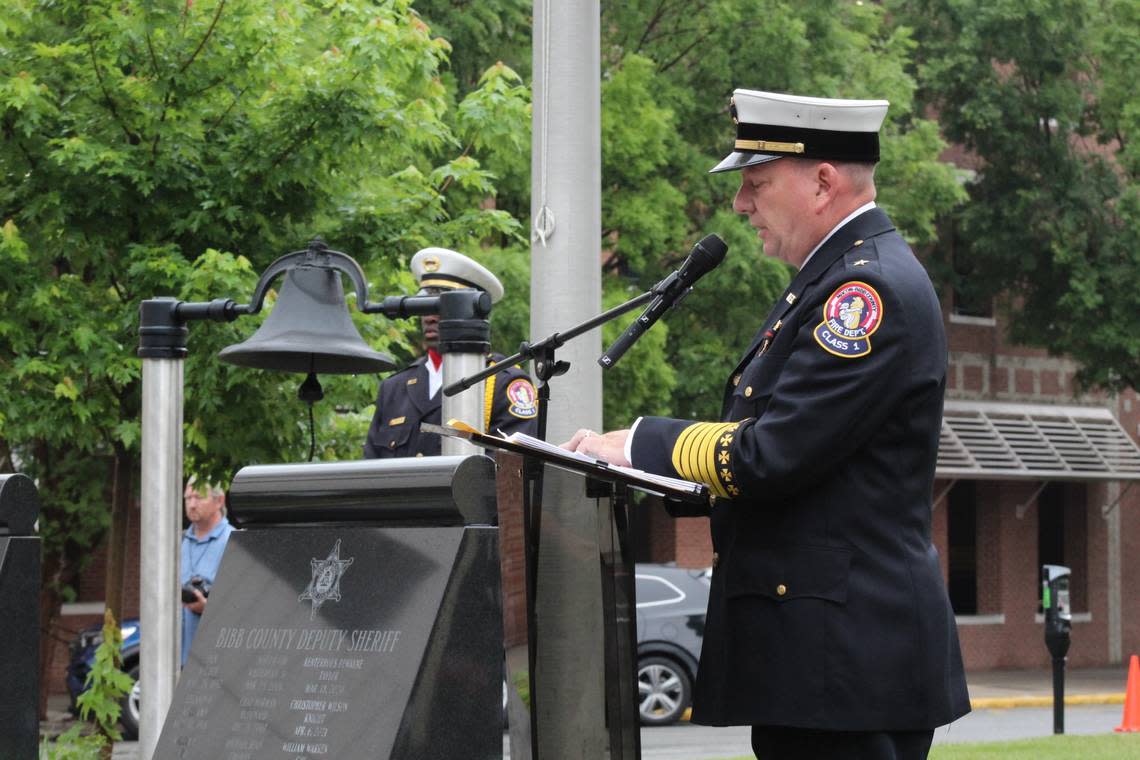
(1116, 654, 1140, 732)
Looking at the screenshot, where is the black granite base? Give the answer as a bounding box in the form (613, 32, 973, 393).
(0, 536, 40, 760)
(155, 526, 502, 759)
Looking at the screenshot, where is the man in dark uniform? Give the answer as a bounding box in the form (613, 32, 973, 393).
(567, 89, 969, 759)
(364, 248, 538, 458)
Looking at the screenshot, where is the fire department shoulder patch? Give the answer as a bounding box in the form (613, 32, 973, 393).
(506, 378, 538, 419)
(813, 281, 883, 358)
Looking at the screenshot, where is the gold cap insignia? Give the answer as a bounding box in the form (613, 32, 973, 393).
(421, 256, 441, 273)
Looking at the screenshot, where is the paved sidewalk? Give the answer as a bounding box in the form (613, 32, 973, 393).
(670, 664, 1131, 721)
(38, 665, 1133, 757)
(966, 665, 1128, 708)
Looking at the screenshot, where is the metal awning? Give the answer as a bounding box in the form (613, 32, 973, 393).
(938, 400, 1140, 481)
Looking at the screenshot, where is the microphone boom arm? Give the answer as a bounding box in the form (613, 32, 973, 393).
(442, 290, 656, 397)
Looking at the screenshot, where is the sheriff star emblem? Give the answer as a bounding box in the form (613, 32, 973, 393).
(299, 539, 354, 620)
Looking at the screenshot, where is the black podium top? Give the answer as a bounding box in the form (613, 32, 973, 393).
(228, 455, 497, 527)
(0, 474, 39, 536)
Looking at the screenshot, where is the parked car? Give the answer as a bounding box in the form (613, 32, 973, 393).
(66, 618, 141, 740)
(635, 563, 710, 726)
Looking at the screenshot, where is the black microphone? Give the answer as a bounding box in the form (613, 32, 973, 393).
(598, 234, 728, 369)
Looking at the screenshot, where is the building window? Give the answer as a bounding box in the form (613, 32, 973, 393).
(947, 482, 978, 615)
(1037, 483, 1088, 613)
(940, 216, 994, 320)
(951, 253, 994, 320)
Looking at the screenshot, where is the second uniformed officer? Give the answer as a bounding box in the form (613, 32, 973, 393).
(363, 248, 538, 458)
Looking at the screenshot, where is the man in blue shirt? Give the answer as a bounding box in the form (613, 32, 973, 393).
(180, 480, 233, 667)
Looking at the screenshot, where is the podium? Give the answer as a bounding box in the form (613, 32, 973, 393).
(153, 456, 504, 760)
(428, 424, 709, 760)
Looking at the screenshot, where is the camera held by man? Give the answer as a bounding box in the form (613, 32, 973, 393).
(180, 574, 212, 605)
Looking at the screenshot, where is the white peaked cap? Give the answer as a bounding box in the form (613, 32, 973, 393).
(411, 247, 505, 303)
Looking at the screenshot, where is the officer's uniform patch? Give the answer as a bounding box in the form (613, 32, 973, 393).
(813, 281, 883, 358)
(506, 378, 538, 419)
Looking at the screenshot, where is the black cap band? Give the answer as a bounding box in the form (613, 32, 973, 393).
(734, 122, 880, 163)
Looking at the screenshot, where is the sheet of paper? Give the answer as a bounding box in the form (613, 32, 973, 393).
(500, 431, 704, 496)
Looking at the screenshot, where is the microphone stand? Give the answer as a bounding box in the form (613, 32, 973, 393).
(443, 289, 654, 437)
(443, 285, 664, 750)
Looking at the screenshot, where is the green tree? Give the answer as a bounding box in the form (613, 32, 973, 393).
(75, 610, 133, 757)
(892, 0, 1140, 390)
(0, 0, 526, 706)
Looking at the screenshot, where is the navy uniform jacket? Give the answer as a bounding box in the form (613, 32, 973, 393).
(632, 208, 970, 730)
(363, 354, 538, 458)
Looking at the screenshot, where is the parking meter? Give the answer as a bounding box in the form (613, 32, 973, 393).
(1043, 564, 1072, 655)
(1042, 564, 1071, 734)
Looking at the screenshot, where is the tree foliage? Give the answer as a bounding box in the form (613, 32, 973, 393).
(0, 0, 526, 603)
(892, 0, 1140, 390)
(76, 610, 132, 747)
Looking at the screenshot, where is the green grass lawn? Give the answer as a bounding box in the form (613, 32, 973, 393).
(717, 733, 1140, 760)
(928, 734, 1140, 759)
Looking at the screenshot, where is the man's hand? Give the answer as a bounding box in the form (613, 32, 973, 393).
(561, 428, 632, 467)
(184, 589, 207, 616)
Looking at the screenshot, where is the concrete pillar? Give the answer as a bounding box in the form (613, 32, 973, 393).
(139, 359, 184, 759)
(528, 2, 608, 757)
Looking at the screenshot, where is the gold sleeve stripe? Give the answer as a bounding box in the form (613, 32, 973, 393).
(671, 423, 701, 478)
(676, 425, 700, 482)
(670, 421, 739, 498)
(691, 424, 722, 488)
(670, 426, 697, 478)
(673, 423, 712, 482)
(685, 425, 711, 485)
(483, 373, 497, 431)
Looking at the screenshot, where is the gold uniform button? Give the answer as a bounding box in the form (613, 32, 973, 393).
(712, 552, 719, 568)
(733, 374, 741, 387)
(388, 441, 397, 449)
(415, 452, 424, 458)
(776, 584, 787, 596)
(744, 386, 753, 398)
(854, 239, 864, 246)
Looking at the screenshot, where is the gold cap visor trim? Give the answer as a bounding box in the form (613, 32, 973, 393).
(734, 139, 805, 154)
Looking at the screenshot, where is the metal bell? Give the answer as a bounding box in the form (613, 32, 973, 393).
(218, 265, 395, 374)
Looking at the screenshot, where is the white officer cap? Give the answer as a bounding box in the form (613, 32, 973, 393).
(710, 89, 890, 173)
(411, 247, 505, 303)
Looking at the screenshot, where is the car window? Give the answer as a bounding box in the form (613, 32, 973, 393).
(635, 574, 685, 608)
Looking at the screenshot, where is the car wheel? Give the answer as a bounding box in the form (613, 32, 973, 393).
(637, 655, 691, 726)
(120, 664, 140, 741)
